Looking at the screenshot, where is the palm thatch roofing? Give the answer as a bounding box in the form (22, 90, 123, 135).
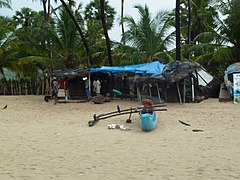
(151, 61, 200, 83)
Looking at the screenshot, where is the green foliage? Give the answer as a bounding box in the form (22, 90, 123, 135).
(223, 0, 240, 48)
(1, 0, 240, 81)
(111, 43, 144, 66)
(121, 4, 174, 62)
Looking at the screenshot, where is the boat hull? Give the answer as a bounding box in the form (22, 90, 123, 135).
(140, 111, 156, 131)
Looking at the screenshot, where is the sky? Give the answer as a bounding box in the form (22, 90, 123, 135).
(1, 0, 176, 42)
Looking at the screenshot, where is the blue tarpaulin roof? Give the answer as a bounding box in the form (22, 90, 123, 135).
(225, 62, 240, 75)
(90, 61, 165, 74)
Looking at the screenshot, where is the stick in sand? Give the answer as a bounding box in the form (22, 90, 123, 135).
(179, 120, 191, 126)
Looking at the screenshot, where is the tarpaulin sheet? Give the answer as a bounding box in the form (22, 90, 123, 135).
(90, 61, 165, 75)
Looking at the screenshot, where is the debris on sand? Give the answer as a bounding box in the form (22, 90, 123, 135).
(192, 129, 204, 132)
(179, 120, 191, 126)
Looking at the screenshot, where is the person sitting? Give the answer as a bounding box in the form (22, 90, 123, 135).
(141, 99, 154, 114)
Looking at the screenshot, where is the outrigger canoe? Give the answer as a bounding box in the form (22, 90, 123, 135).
(88, 103, 166, 132)
(140, 111, 156, 131)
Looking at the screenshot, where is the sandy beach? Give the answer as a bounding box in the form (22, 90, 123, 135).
(0, 95, 240, 180)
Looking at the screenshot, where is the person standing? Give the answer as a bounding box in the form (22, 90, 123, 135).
(52, 77, 59, 104)
(96, 79, 101, 96)
(93, 79, 97, 96)
(85, 78, 89, 97)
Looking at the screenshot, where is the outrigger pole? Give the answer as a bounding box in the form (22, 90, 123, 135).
(88, 104, 167, 127)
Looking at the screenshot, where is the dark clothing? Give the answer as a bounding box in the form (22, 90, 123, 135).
(142, 106, 154, 114)
(52, 80, 59, 98)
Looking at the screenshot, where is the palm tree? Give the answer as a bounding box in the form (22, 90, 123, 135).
(122, 4, 174, 62)
(187, 0, 217, 44)
(0, 0, 11, 9)
(31, 0, 93, 66)
(13, 7, 37, 28)
(184, 0, 240, 77)
(50, 4, 84, 68)
(59, 0, 93, 66)
(0, 14, 54, 89)
(0, 16, 16, 74)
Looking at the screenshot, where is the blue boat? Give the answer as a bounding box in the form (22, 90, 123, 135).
(140, 111, 157, 131)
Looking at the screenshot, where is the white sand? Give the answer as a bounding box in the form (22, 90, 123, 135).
(0, 95, 240, 180)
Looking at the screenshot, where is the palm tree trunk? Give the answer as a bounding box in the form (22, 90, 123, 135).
(47, 0, 51, 22)
(18, 80, 21, 95)
(121, 0, 125, 45)
(41, 0, 51, 95)
(188, 0, 191, 45)
(188, 0, 191, 60)
(42, 0, 47, 20)
(100, 0, 113, 66)
(175, 0, 181, 61)
(60, 0, 93, 66)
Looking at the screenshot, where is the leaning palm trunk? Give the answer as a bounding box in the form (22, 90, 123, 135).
(100, 0, 113, 66)
(60, 0, 93, 66)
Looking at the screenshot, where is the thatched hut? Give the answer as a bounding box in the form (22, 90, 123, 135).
(51, 68, 89, 100)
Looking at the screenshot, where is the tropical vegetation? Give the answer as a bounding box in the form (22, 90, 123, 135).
(0, 0, 239, 95)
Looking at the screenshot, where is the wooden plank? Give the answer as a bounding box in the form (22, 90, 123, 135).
(219, 83, 232, 102)
(58, 99, 88, 103)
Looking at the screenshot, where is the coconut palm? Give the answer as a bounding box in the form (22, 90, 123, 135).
(50, 4, 85, 68)
(0, 14, 54, 82)
(122, 4, 174, 62)
(0, 16, 16, 74)
(184, 0, 240, 77)
(180, 0, 218, 45)
(32, 0, 93, 66)
(59, 0, 93, 66)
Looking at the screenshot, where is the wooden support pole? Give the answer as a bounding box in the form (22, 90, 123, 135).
(10, 79, 13, 95)
(176, 82, 182, 104)
(183, 79, 186, 103)
(156, 84, 161, 104)
(191, 77, 195, 102)
(137, 86, 141, 103)
(88, 73, 91, 97)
